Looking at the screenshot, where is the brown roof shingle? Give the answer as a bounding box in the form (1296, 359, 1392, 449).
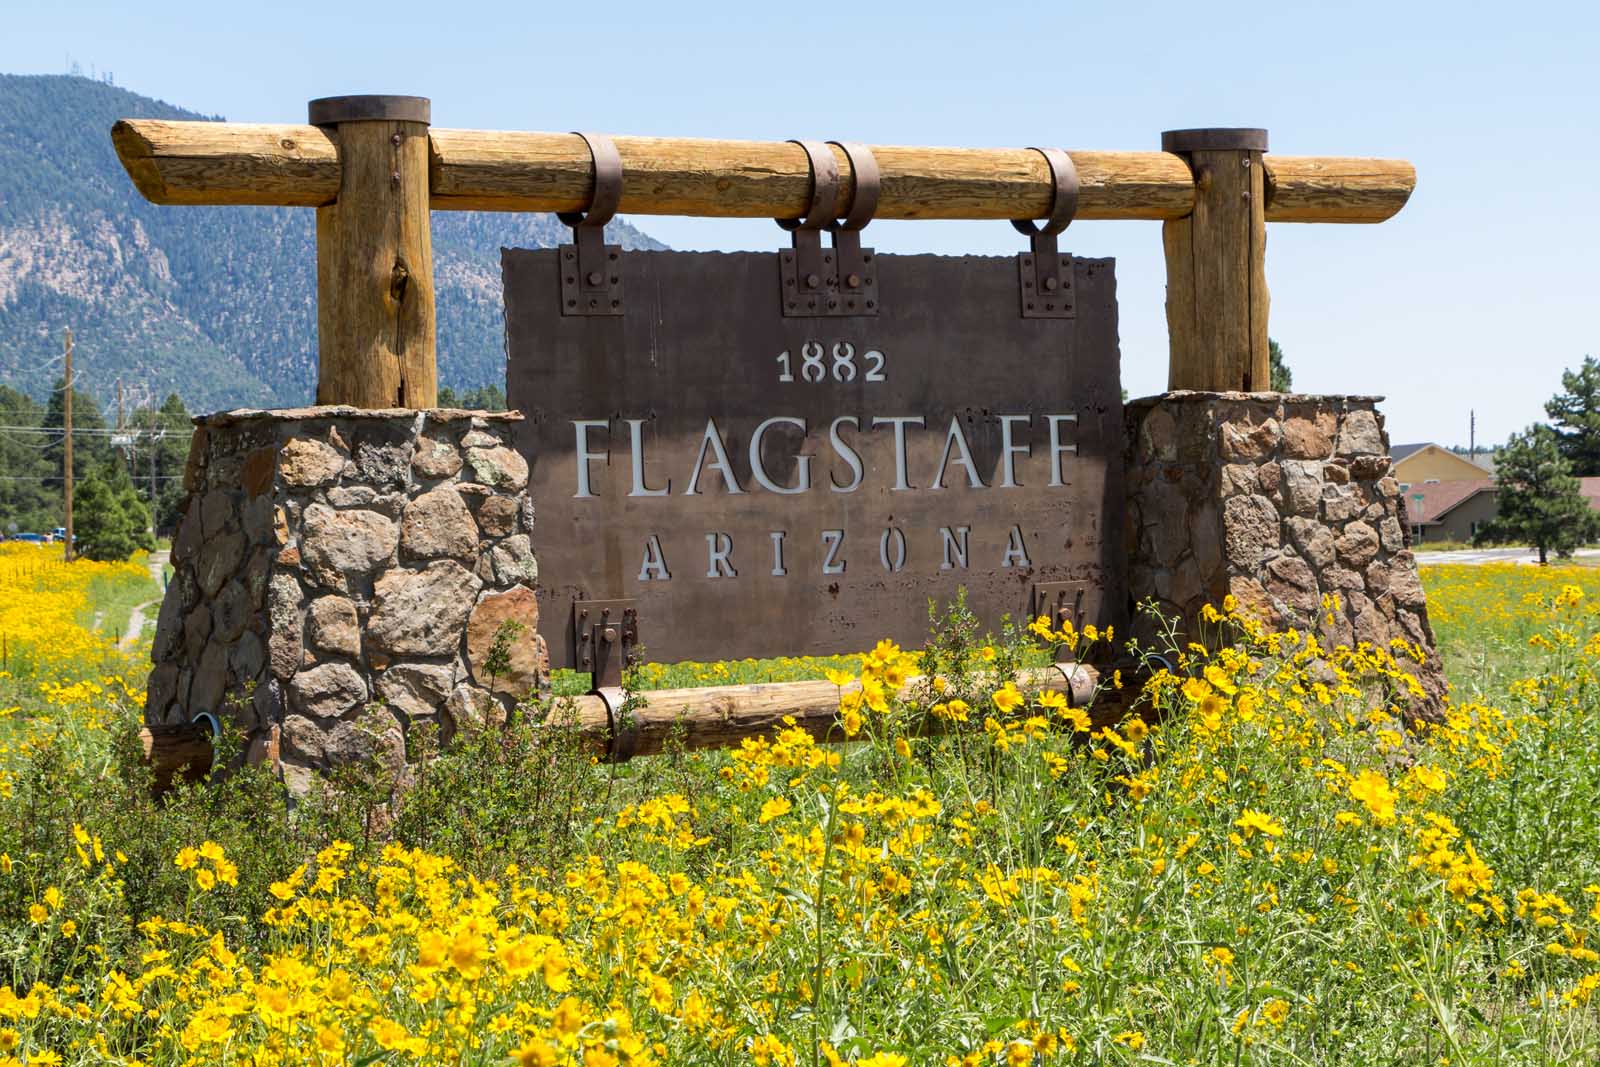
(1398, 480, 1494, 525)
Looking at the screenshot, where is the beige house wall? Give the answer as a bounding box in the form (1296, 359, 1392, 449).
(1394, 446, 1491, 486)
(1413, 490, 1499, 543)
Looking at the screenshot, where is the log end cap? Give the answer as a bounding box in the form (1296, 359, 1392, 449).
(1161, 128, 1269, 154)
(309, 95, 431, 126)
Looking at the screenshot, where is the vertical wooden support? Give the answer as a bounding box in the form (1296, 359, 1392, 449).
(309, 95, 437, 408)
(1160, 128, 1270, 392)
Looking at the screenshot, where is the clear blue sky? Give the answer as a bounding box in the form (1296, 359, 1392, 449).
(5, 0, 1595, 447)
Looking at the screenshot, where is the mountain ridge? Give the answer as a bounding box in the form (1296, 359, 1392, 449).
(0, 74, 662, 412)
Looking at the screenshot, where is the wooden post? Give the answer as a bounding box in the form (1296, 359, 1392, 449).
(309, 95, 437, 408)
(1161, 128, 1270, 392)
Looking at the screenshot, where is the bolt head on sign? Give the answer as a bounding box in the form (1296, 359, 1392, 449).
(503, 247, 1127, 667)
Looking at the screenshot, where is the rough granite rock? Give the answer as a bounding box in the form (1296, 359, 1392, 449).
(489, 535, 539, 586)
(376, 663, 459, 720)
(189, 641, 230, 716)
(307, 596, 361, 657)
(367, 561, 482, 658)
(466, 584, 545, 696)
(289, 661, 369, 720)
(412, 434, 463, 479)
(279, 437, 345, 487)
(197, 531, 246, 597)
(465, 446, 529, 491)
(213, 580, 252, 644)
(1281, 416, 1333, 459)
(1219, 418, 1281, 463)
(474, 495, 521, 538)
(1335, 521, 1381, 569)
(1336, 410, 1384, 457)
(268, 573, 304, 680)
(400, 486, 479, 561)
(300, 505, 399, 593)
(1222, 494, 1281, 569)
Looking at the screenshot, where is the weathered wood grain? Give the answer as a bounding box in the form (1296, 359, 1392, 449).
(563, 663, 1145, 761)
(1264, 156, 1416, 223)
(112, 120, 1413, 224)
(139, 721, 215, 794)
(1163, 148, 1270, 391)
(314, 118, 437, 408)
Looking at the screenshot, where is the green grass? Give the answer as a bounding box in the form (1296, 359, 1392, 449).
(76, 558, 160, 643)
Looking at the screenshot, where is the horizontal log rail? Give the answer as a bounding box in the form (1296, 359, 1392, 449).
(112, 120, 1413, 225)
(109, 97, 1417, 406)
(140, 663, 1148, 792)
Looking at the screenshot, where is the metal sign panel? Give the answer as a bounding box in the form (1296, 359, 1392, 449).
(504, 249, 1125, 667)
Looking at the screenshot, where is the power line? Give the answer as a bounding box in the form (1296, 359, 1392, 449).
(0, 426, 177, 437)
(0, 475, 184, 482)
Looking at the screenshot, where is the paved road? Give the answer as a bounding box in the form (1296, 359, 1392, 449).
(120, 549, 169, 649)
(1413, 546, 1600, 567)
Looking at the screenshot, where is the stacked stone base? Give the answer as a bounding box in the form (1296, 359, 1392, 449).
(1124, 392, 1447, 715)
(147, 407, 548, 794)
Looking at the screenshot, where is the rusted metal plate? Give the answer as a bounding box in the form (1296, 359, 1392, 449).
(504, 248, 1125, 667)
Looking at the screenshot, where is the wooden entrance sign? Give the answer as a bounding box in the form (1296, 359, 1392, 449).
(110, 100, 1416, 401)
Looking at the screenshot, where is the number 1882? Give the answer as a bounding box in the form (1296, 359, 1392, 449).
(776, 342, 886, 384)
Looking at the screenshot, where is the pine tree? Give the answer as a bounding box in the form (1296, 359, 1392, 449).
(1474, 424, 1600, 564)
(0, 385, 56, 532)
(42, 377, 111, 494)
(1544, 355, 1600, 476)
(74, 461, 151, 561)
(1269, 339, 1293, 392)
(73, 468, 133, 561)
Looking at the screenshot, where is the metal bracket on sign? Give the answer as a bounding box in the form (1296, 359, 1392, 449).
(1012, 146, 1079, 319)
(1018, 240, 1075, 319)
(778, 139, 840, 316)
(777, 139, 879, 317)
(559, 131, 624, 316)
(573, 598, 638, 690)
(826, 140, 880, 316)
(1032, 580, 1091, 636)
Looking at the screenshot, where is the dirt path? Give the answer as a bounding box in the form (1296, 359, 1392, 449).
(120, 550, 169, 650)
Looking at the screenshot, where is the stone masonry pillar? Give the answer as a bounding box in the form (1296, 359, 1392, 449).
(146, 407, 547, 794)
(1124, 392, 1447, 716)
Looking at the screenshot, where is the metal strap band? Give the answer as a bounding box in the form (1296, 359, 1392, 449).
(1052, 661, 1097, 709)
(597, 685, 639, 763)
(827, 141, 880, 232)
(558, 131, 622, 229)
(776, 139, 841, 232)
(1010, 146, 1079, 237)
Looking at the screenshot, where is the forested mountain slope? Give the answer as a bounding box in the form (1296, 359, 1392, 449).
(0, 74, 661, 412)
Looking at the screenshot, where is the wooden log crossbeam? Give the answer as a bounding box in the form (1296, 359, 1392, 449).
(139, 663, 1147, 792)
(110, 108, 1414, 400)
(112, 120, 1414, 224)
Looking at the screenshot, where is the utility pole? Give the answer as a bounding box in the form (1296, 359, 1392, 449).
(149, 429, 164, 537)
(63, 328, 74, 562)
(116, 378, 124, 432)
(1469, 410, 1476, 464)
